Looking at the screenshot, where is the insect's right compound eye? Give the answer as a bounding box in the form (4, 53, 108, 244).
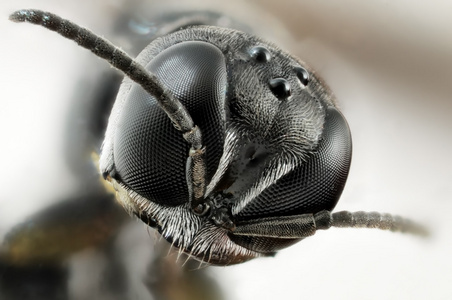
(112, 41, 228, 206)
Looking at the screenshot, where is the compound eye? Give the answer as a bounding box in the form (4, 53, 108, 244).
(295, 67, 310, 87)
(249, 46, 272, 63)
(113, 41, 227, 206)
(269, 78, 291, 99)
(236, 106, 352, 222)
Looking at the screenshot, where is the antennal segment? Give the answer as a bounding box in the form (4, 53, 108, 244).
(233, 210, 429, 239)
(331, 210, 429, 237)
(9, 9, 207, 211)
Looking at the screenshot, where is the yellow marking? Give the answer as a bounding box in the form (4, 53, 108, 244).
(91, 151, 116, 195)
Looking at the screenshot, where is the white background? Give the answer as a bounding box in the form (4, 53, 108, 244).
(1, 0, 451, 299)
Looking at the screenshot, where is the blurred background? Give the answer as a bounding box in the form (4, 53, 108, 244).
(1, 0, 451, 299)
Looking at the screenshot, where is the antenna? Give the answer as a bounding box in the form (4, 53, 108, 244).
(9, 9, 208, 213)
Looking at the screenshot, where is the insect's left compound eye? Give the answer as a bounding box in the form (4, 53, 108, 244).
(230, 105, 352, 254)
(112, 41, 228, 206)
(234, 106, 352, 222)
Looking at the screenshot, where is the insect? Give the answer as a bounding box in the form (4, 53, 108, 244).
(9, 9, 428, 266)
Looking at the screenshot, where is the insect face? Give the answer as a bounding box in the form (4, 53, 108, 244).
(10, 9, 427, 266)
(100, 27, 352, 265)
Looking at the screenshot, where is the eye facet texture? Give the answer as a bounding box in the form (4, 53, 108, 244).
(236, 106, 352, 220)
(230, 106, 352, 253)
(114, 41, 227, 205)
